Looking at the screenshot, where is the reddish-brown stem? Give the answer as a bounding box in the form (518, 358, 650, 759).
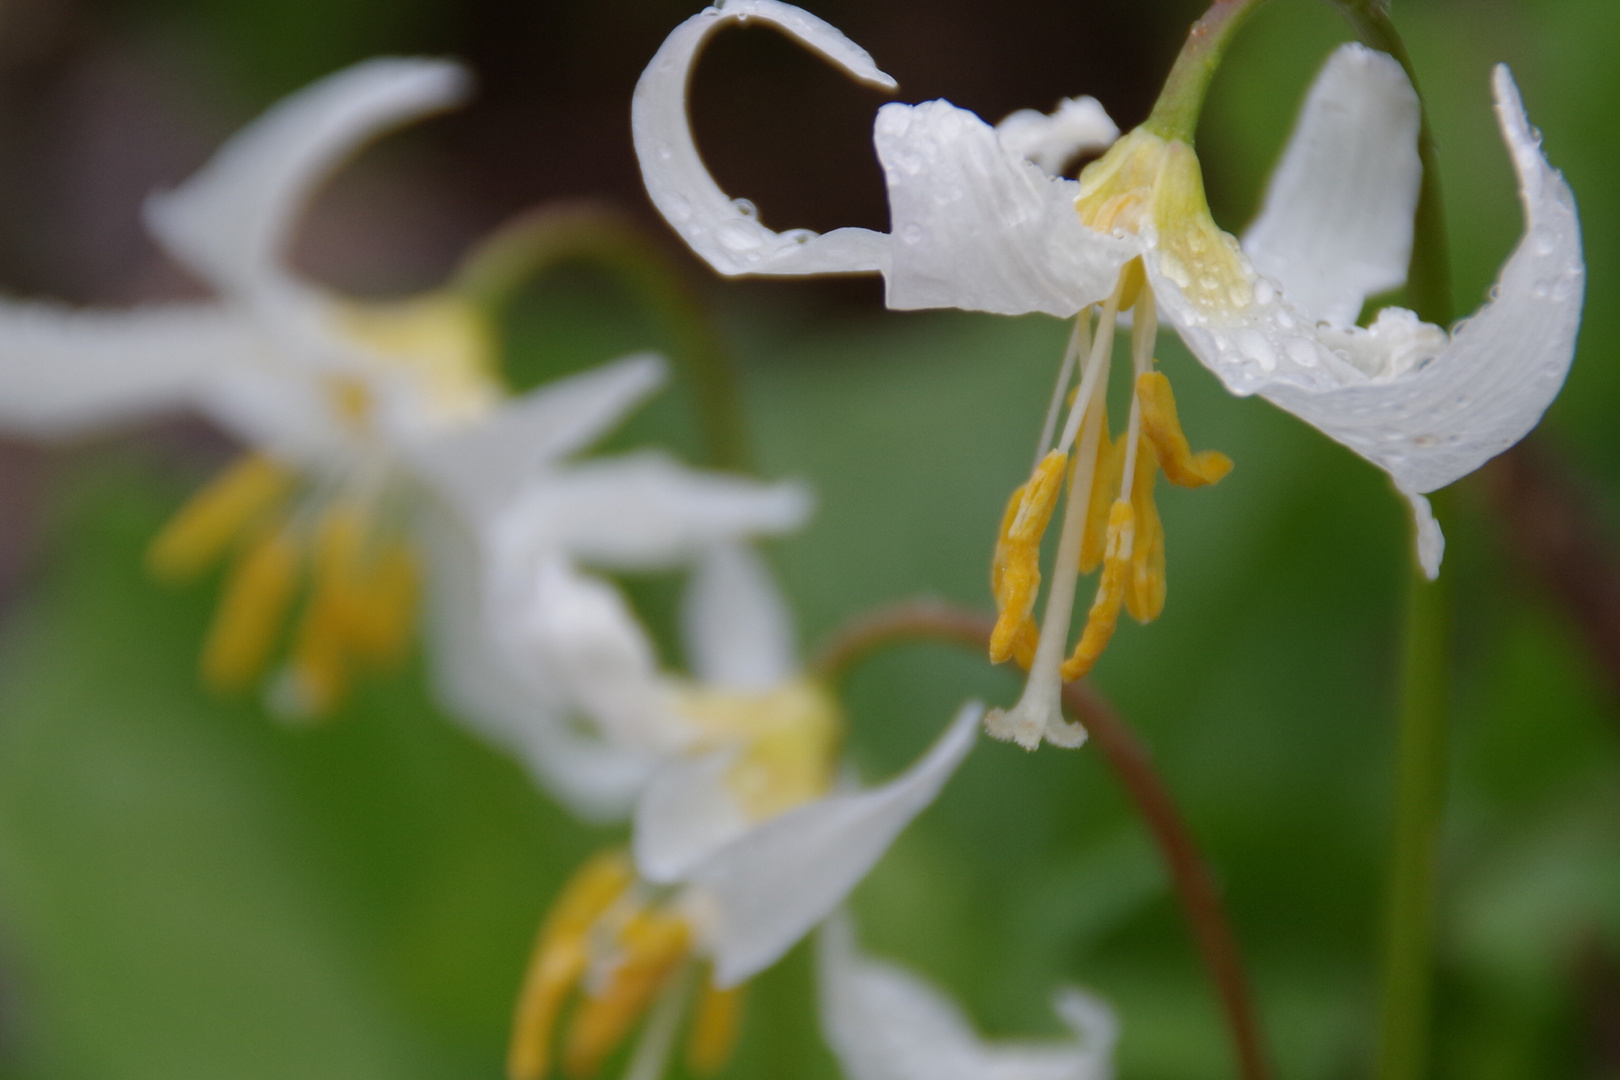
(811, 600, 1272, 1080)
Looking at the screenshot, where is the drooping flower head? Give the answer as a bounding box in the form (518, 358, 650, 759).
(500, 542, 982, 1080)
(632, 0, 1582, 750)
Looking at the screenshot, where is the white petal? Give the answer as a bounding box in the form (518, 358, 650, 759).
(501, 556, 691, 754)
(876, 100, 1133, 317)
(995, 97, 1119, 177)
(0, 300, 261, 437)
(818, 912, 1117, 1080)
(409, 353, 667, 522)
(689, 701, 981, 987)
(634, 750, 755, 884)
(681, 541, 798, 689)
(415, 506, 654, 821)
(1243, 44, 1422, 328)
(145, 58, 470, 294)
(632, 0, 892, 277)
(492, 451, 812, 572)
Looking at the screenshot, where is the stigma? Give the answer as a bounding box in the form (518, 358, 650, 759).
(985, 256, 1231, 750)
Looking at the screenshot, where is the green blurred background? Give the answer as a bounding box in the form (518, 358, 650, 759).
(0, 0, 1614, 1078)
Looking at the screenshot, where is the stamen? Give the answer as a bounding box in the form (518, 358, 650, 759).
(1124, 437, 1167, 623)
(990, 450, 1069, 668)
(685, 979, 744, 1075)
(200, 526, 300, 693)
(1061, 500, 1136, 682)
(282, 506, 368, 717)
(1077, 408, 1119, 575)
(509, 852, 635, 1080)
(1137, 372, 1233, 488)
(346, 541, 419, 666)
(1033, 314, 1089, 467)
(147, 455, 293, 582)
(563, 908, 692, 1079)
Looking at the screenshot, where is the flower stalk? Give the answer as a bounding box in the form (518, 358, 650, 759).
(455, 201, 752, 473)
(1144, 0, 1272, 143)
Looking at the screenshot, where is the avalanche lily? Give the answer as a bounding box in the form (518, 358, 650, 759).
(818, 913, 1117, 1080)
(633, 1, 1583, 750)
(503, 542, 982, 1080)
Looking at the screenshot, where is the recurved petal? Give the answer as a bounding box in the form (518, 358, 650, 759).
(681, 541, 798, 690)
(818, 913, 1117, 1080)
(634, 750, 755, 884)
(633, 0, 892, 277)
(1253, 65, 1582, 498)
(492, 451, 812, 571)
(145, 58, 470, 294)
(1243, 44, 1422, 328)
(876, 100, 1133, 317)
(0, 300, 260, 438)
(687, 701, 981, 988)
(409, 353, 668, 523)
(995, 96, 1119, 177)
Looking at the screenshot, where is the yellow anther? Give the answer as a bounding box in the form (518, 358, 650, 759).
(563, 909, 692, 1079)
(200, 526, 300, 693)
(1078, 419, 1121, 575)
(1061, 500, 1135, 683)
(345, 541, 419, 666)
(1123, 435, 1167, 624)
(686, 979, 744, 1076)
(146, 455, 293, 582)
(990, 450, 1068, 667)
(1115, 256, 1147, 313)
(1137, 372, 1233, 488)
(509, 851, 635, 1080)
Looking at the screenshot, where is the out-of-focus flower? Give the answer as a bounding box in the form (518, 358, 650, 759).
(818, 912, 1117, 1080)
(634, 1, 1582, 750)
(504, 541, 982, 1080)
(0, 57, 807, 720)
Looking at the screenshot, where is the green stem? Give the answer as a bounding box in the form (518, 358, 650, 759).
(1326, 7, 1457, 1078)
(454, 201, 751, 473)
(1143, 0, 1271, 143)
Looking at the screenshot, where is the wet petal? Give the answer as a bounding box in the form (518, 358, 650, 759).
(0, 301, 260, 437)
(681, 541, 798, 690)
(146, 58, 470, 295)
(818, 912, 1118, 1080)
(995, 96, 1119, 177)
(687, 701, 980, 987)
(1243, 44, 1422, 328)
(410, 353, 667, 522)
(632, 0, 892, 277)
(877, 100, 1133, 316)
(491, 451, 812, 572)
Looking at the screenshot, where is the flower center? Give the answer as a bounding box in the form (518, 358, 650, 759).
(146, 453, 419, 718)
(985, 258, 1232, 750)
(333, 293, 502, 429)
(508, 850, 743, 1080)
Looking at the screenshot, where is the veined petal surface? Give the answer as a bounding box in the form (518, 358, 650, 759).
(633, 0, 892, 277)
(681, 541, 798, 690)
(1243, 44, 1422, 328)
(145, 57, 470, 295)
(688, 701, 981, 987)
(818, 914, 1117, 1080)
(877, 100, 1132, 317)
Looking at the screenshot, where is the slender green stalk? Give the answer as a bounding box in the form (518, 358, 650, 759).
(454, 201, 751, 472)
(1143, 0, 1272, 143)
(1325, 6, 1457, 1079)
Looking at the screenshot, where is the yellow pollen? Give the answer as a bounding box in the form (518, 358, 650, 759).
(146, 454, 294, 582)
(1137, 372, 1234, 488)
(675, 678, 842, 819)
(1061, 499, 1136, 683)
(1078, 412, 1121, 575)
(685, 978, 744, 1076)
(509, 851, 635, 1080)
(990, 449, 1069, 669)
(200, 526, 300, 693)
(1123, 433, 1167, 624)
(563, 908, 692, 1079)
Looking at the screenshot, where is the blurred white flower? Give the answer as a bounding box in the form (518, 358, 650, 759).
(818, 912, 1117, 1080)
(634, 0, 1582, 749)
(504, 542, 983, 1080)
(0, 57, 807, 719)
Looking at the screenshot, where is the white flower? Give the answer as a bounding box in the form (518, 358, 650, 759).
(0, 56, 808, 719)
(503, 541, 983, 1080)
(634, 1, 1582, 747)
(818, 912, 1117, 1080)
